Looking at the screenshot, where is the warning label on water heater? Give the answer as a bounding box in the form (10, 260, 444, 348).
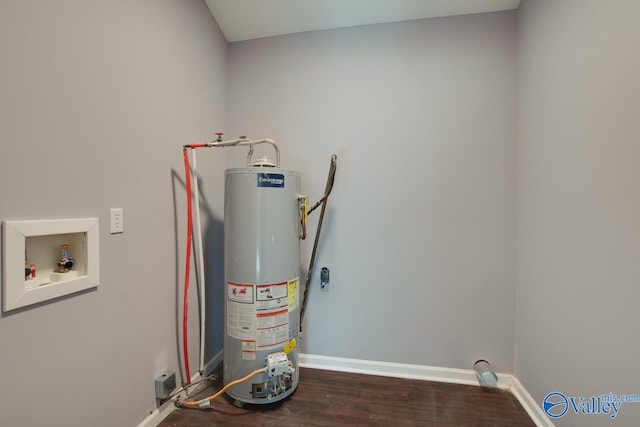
(227, 280, 293, 351)
(256, 282, 288, 309)
(256, 282, 289, 350)
(257, 173, 285, 188)
(228, 282, 254, 304)
(288, 278, 298, 310)
(241, 340, 256, 360)
(227, 282, 255, 341)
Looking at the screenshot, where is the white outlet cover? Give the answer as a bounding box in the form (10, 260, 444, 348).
(110, 208, 123, 234)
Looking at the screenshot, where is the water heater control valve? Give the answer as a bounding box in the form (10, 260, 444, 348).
(266, 352, 293, 377)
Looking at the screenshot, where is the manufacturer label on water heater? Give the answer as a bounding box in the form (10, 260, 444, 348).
(257, 173, 285, 188)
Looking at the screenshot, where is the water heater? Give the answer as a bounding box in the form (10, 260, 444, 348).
(223, 165, 302, 404)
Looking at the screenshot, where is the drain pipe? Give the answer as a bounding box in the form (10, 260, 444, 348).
(300, 154, 337, 329)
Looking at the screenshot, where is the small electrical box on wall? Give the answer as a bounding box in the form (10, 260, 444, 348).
(1, 218, 100, 312)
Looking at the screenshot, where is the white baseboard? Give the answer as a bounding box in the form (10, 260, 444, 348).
(508, 376, 556, 427)
(136, 373, 205, 427)
(137, 397, 178, 427)
(138, 352, 553, 427)
(299, 353, 486, 385)
(136, 349, 223, 427)
(299, 353, 554, 427)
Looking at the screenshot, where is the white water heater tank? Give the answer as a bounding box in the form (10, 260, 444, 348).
(223, 166, 301, 404)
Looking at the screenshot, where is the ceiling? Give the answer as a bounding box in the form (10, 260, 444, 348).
(205, 0, 521, 42)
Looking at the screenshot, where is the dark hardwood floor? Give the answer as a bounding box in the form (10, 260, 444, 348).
(159, 368, 535, 427)
(159, 367, 535, 426)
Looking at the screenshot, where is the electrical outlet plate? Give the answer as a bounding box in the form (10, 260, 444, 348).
(109, 208, 123, 234)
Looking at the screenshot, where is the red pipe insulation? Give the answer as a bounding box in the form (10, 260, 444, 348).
(182, 147, 193, 384)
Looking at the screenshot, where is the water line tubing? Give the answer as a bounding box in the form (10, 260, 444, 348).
(179, 137, 288, 386)
(191, 149, 207, 374)
(299, 154, 337, 329)
(181, 147, 194, 384)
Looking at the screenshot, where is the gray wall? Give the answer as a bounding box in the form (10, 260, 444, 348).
(0, 1, 227, 426)
(226, 11, 517, 372)
(515, 1, 640, 426)
(10, 2, 636, 425)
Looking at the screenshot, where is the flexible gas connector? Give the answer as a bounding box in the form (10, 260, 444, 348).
(179, 368, 267, 409)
